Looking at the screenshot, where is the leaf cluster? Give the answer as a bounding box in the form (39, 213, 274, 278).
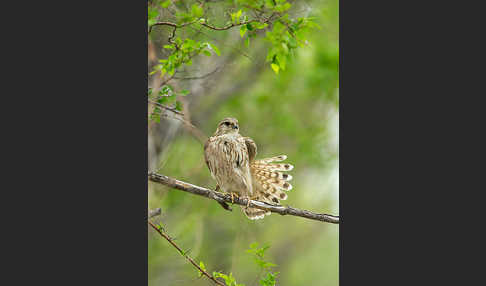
(213, 272, 245, 286)
(148, 0, 317, 75)
(148, 85, 189, 122)
(246, 243, 278, 286)
(151, 39, 220, 77)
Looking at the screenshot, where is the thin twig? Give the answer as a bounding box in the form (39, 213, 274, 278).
(149, 20, 197, 34)
(148, 172, 340, 224)
(173, 66, 222, 80)
(200, 12, 278, 31)
(148, 220, 227, 286)
(148, 99, 185, 115)
(160, 73, 176, 87)
(150, 12, 277, 34)
(187, 25, 253, 61)
(152, 109, 208, 144)
(200, 20, 260, 31)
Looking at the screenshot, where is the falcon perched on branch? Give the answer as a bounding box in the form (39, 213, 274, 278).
(204, 117, 294, 220)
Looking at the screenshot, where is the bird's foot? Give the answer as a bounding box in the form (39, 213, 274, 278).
(213, 185, 232, 211)
(246, 197, 252, 208)
(230, 192, 237, 204)
(217, 200, 232, 211)
(228, 192, 241, 204)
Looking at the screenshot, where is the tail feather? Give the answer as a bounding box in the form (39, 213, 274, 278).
(252, 169, 293, 181)
(254, 155, 287, 164)
(242, 206, 270, 220)
(248, 154, 294, 217)
(254, 174, 292, 192)
(251, 162, 294, 172)
(243, 192, 271, 219)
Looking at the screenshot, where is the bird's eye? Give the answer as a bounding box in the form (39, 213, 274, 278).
(224, 122, 230, 126)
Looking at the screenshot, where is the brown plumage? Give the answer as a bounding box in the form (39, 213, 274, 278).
(204, 117, 294, 220)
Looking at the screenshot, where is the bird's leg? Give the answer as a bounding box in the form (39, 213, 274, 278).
(246, 198, 251, 208)
(228, 192, 240, 204)
(214, 185, 232, 211)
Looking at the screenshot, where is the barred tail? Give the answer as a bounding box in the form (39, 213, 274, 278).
(246, 154, 294, 219)
(242, 206, 270, 220)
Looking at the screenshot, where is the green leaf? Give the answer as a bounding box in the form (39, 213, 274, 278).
(288, 36, 297, 48)
(255, 22, 268, 29)
(202, 50, 211, 56)
(209, 43, 221, 56)
(183, 38, 195, 49)
(191, 4, 204, 18)
(275, 2, 291, 12)
(281, 42, 289, 54)
(197, 261, 206, 277)
(271, 63, 279, 74)
(276, 54, 286, 70)
(259, 272, 278, 286)
(161, 85, 172, 94)
(245, 37, 250, 47)
(240, 25, 247, 38)
(175, 101, 183, 111)
(236, 10, 242, 21)
(180, 89, 190, 96)
(150, 112, 161, 123)
(176, 11, 194, 23)
(148, 7, 159, 27)
(160, 0, 171, 8)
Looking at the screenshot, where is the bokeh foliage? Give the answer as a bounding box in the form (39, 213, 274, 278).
(148, 0, 338, 285)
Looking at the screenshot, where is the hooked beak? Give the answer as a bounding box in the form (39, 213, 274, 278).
(232, 125, 238, 130)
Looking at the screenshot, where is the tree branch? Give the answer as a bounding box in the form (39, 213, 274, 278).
(148, 99, 184, 115)
(149, 12, 277, 34)
(148, 220, 226, 286)
(149, 20, 197, 34)
(200, 20, 260, 31)
(148, 99, 208, 143)
(148, 172, 339, 224)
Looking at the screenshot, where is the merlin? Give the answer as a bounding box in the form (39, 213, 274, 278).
(204, 117, 294, 220)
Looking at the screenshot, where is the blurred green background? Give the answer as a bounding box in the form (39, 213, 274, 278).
(148, 0, 338, 285)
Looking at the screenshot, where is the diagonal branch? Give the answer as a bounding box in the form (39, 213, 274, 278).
(148, 172, 339, 224)
(148, 99, 184, 115)
(148, 99, 208, 143)
(148, 220, 226, 286)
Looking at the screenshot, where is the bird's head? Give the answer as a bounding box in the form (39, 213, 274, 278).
(214, 117, 240, 135)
